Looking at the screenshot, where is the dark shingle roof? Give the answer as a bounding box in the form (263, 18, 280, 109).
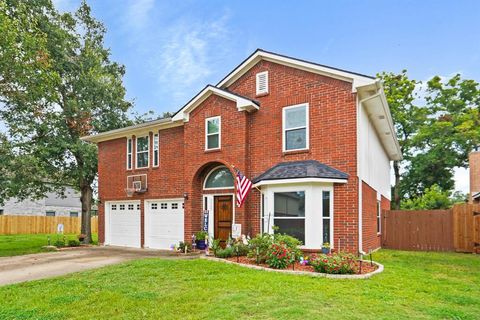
(253, 160, 349, 184)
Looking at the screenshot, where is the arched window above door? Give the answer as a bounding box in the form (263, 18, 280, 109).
(204, 166, 234, 189)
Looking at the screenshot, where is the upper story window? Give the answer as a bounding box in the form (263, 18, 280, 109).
(205, 116, 221, 150)
(283, 103, 309, 152)
(153, 133, 159, 167)
(136, 135, 149, 168)
(256, 71, 268, 95)
(126, 138, 133, 170)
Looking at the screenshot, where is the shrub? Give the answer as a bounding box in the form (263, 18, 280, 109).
(53, 239, 65, 248)
(68, 239, 81, 247)
(215, 247, 234, 258)
(310, 253, 356, 274)
(177, 241, 192, 253)
(266, 243, 295, 269)
(232, 241, 249, 256)
(273, 233, 302, 258)
(248, 233, 273, 263)
(211, 239, 221, 255)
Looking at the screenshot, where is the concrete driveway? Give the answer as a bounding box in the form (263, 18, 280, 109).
(0, 246, 197, 286)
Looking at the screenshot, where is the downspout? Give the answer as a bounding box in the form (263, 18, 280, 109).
(356, 93, 363, 255)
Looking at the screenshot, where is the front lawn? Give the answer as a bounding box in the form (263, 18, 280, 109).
(0, 250, 478, 319)
(0, 233, 98, 257)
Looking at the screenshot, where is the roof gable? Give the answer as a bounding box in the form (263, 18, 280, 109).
(171, 85, 259, 122)
(217, 49, 376, 92)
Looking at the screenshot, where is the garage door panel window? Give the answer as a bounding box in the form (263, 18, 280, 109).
(120, 204, 125, 210)
(172, 203, 178, 209)
(111, 204, 117, 210)
(128, 204, 134, 210)
(161, 203, 168, 209)
(273, 191, 305, 243)
(151, 203, 158, 210)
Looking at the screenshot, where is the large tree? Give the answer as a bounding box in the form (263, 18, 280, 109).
(0, 0, 132, 242)
(378, 70, 427, 209)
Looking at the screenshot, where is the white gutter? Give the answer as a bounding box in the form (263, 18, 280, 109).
(356, 93, 363, 255)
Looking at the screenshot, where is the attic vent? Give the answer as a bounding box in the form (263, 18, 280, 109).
(256, 71, 268, 95)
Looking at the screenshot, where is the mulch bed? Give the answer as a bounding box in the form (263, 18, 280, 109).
(226, 256, 378, 275)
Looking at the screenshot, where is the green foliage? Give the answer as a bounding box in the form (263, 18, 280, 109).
(67, 239, 81, 247)
(247, 233, 302, 264)
(210, 238, 221, 256)
(0, 0, 132, 243)
(247, 233, 273, 263)
(53, 239, 65, 248)
(265, 243, 295, 269)
(310, 253, 356, 274)
(401, 184, 453, 210)
(195, 231, 208, 241)
(177, 241, 191, 253)
(379, 70, 480, 207)
(215, 247, 234, 258)
(231, 241, 249, 257)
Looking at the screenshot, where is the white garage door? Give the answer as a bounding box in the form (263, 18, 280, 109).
(145, 199, 184, 249)
(107, 201, 141, 248)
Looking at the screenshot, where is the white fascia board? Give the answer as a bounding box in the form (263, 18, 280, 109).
(81, 118, 181, 143)
(217, 50, 376, 92)
(358, 82, 402, 161)
(253, 177, 347, 188)
(172, 86, 259, 123)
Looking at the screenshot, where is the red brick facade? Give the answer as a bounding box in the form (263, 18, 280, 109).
(96, 58, 389, 253)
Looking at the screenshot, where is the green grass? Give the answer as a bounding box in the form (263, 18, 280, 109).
(0, 250, 478, 319)
(0, 233, 98, 257)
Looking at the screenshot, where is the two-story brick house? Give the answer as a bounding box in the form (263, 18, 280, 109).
(82, 49, 401, 253)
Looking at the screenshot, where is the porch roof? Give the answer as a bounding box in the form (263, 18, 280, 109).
(252, 160, 349, 184)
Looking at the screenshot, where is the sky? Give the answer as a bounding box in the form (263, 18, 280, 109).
(10, 0, 480, 193)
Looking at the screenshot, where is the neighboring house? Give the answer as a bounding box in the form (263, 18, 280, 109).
(82, 49, 401, 253)
(469, 146, 480, 204)
(0, 186, 82, 217)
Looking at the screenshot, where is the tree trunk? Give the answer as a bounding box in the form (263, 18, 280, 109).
(80, 182, 93, 244)
(393, 160, 401, 210)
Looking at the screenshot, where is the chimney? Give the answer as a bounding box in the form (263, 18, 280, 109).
(469, 146, 480, 203)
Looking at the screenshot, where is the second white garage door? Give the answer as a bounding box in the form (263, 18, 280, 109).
(145, 199, 184, 249)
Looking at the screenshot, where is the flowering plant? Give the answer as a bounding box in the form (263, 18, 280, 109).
(299, 256, 310, 266)
(266, 243, 295, 269)
(310, 253, 356, 274)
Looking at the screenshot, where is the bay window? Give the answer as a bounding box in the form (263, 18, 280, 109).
(322, 191, 332, 244)
(273, 191, 305, 243)
(283, 103, 309, 151)
(136, 135, 149, 168)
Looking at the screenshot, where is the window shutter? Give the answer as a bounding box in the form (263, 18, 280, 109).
(256, 71, 268, 95)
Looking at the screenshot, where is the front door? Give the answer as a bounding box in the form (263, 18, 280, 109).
(214, 195, 233, 246)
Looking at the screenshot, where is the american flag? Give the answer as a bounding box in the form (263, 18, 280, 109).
(235, 167, 252, 207)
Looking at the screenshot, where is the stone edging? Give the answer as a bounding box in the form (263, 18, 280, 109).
(200, 256, 384, 279)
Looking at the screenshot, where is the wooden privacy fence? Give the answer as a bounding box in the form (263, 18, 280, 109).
(382, 204, 480, 253)
(0, 216, 98, 235)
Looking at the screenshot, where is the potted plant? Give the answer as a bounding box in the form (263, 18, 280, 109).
(321, 242, 331, 254)
(195, 231, 208, 250)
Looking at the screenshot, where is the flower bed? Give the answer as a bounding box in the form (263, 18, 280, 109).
(225, 256, 378, 275)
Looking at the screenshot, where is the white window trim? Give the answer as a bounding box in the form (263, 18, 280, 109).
(256, 71, 269, 95)
(126, 138, 132, 170)
(136, 135, 150, 169)
(203, 193, 236, 242)
(203, 165, 235, 190)
(153, 133, 159, 167)
(322, 190, 333, 246)
(205, 116, 221, 151)
(282, 103, 309, 152)
(262, 183, 334, 249)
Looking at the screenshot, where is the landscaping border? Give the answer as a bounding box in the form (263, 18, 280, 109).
(201, 256, 384, 279)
